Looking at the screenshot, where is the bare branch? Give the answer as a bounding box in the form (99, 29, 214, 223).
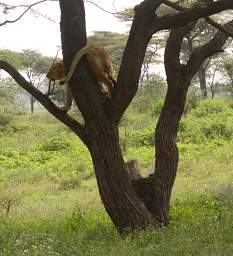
(113, 0, 164, 123)
(185, 19, 233, 80)
(0, 0, 59, 26)
(0, 60, 87, 141)
(84, 0, 118, 16)
(165, 21, 197, 80)
(0, 0, 48, 26)
(205, 17, 233, 38)
(151, 0, 233, 32)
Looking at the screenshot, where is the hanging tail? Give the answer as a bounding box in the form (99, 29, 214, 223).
(65, 45, 94, 83)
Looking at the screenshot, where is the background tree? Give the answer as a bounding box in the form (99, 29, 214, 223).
(20, 49, 52, 113)
(0, 48, 53, 113)
(223, 56, 233, 90)
(0, 0, 233, 234)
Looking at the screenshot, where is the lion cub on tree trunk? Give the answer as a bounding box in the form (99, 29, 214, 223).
(46, 44, 116, 112)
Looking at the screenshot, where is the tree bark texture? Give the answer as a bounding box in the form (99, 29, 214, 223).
(86, 125, 155, 233)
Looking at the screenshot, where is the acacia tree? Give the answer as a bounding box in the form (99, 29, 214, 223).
(0, 0, 233, 233)
(20, 49, 52, 113)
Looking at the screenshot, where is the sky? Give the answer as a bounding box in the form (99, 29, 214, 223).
(0, 0, 142, 56)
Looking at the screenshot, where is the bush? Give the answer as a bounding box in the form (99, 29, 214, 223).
(178, 117, 203, 143)
(200, 116, 233, 140)
(178, 110, 233, 143)
(0, 113, 12, 126)
(191, 99, 231, 117)
(122, 127, 154, 147)
(38, 137, 71, 152)
(151, 98, 164, 116)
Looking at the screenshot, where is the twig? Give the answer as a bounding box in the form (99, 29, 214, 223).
(84, 0, 119, 16)
(0, 0, 48, 26)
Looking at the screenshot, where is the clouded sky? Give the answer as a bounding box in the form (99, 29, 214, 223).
(0, 0, 142, 56)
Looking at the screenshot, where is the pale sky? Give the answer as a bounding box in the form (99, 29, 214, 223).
(0, 0, 142, 56)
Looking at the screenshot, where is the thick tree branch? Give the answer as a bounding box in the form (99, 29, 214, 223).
(151, 0, 233, 33)
(113, 0, 164, 124)
(59, 0, 112, 126)
(163, 0, 233, 37)
(185, 19, 233, 80)
(0, 60, 87, 141)
(112, 0, 233, 124)
(165, 22, 197, 80)
(205, 17, 233, 38)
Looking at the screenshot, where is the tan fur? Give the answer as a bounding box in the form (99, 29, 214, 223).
(46, 44, 116, 111)
(46, 60, 65, 96)
(46, 60, 65, 81)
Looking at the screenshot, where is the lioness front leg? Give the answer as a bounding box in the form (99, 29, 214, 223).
(60, 84, 73, 112)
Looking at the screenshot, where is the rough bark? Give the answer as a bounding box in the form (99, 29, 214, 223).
(129, 18, 233, 225)
(59, 0, 157, 233)
(86, 125, 156, 233)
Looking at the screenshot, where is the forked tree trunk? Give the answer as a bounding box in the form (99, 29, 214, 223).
(85, 124, 156, 233)
(130, 76, 189, 225)
(0, 0, 232, 235)
(50, 0, 233, 234)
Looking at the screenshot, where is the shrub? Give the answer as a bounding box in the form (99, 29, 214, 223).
(0, 113, 12, 126)
(200, 115, 233, 140)
(38, 137, 71, 152)
(191, 98, 231, 117)
(178, 117, 203, 143)
(128, 128, 154, 147)
(151, 98, 164, 116)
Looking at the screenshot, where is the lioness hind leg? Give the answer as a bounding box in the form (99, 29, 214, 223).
(98, 82, 111, 98)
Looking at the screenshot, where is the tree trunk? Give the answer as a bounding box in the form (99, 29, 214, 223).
(210, 83, 215, 99)
(153, 77, 188, 223)
(130, 76, 189, 225)
(30, 95, 34, 114)
(198, 66, 207, 98)
(86, 123, 156, 233)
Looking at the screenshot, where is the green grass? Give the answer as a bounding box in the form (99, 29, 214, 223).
(0, 98, 233, 255)
(0, 194, 232, 256)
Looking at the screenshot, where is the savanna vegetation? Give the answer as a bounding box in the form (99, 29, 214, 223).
(0, 0, 233, 255)
(0, 85, 233, 255)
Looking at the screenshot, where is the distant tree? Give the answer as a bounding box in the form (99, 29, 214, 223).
(0, 48, 53, 113)
(223, 56, 233, 89)
(19, 49, 52, 113)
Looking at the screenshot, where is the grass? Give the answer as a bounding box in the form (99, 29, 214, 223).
(0, 97, 233, 255)
(0, 194, 232, 256)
